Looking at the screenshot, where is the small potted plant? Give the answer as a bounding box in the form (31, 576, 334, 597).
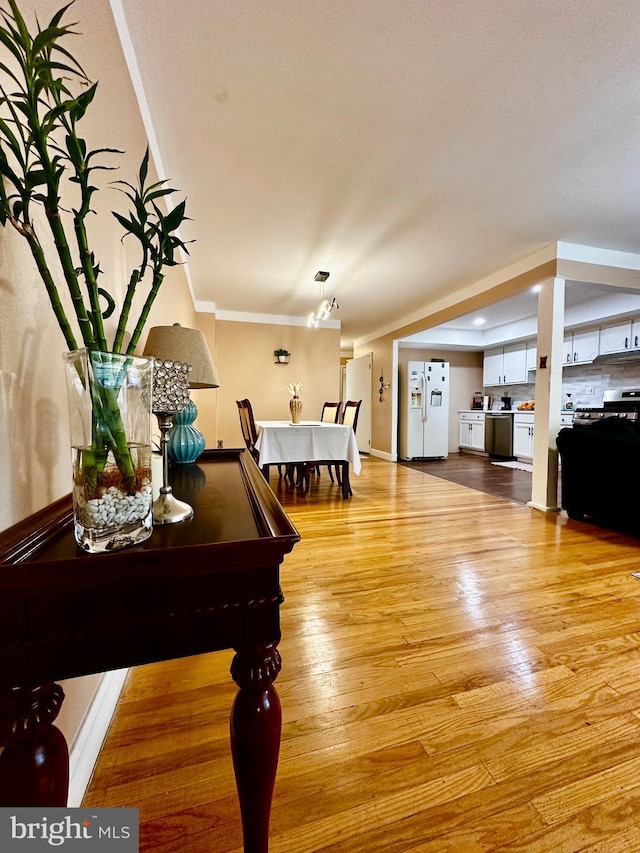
(274, 348, 290, 364)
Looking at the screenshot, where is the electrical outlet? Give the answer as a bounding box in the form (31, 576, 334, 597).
(585, 386, 594, 395)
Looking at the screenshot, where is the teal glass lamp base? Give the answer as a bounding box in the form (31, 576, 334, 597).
(168, 399, 206, 463)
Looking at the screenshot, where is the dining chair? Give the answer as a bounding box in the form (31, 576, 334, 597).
(332, 399, 362, 493)
(235, 398, 267, 476)
(314, 402, 342, 480)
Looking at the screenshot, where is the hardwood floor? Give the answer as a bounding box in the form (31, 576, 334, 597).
(401, 452, 539, 506)
(84, 455, 640, 852)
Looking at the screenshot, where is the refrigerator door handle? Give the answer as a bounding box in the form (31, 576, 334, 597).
(421, 372, 428, 422)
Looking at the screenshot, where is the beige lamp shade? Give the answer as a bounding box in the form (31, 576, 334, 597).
(143, 324, 219, 389)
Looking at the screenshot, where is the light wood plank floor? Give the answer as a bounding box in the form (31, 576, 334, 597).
(84, 455, 640, 852)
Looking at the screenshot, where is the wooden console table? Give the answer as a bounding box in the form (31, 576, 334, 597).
(0, 449, 300, 853)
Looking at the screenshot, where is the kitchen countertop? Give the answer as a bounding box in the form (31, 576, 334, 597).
(458, 409, 574, 415)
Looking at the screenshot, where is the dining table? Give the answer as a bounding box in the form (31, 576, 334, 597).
(255, 420, 361, 498)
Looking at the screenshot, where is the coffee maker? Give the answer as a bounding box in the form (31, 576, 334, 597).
(501, 396, 512, 411)
(471, 391, 483, 409)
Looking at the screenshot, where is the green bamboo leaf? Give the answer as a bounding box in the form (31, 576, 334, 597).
(163, 199, 187, 231)
(0, 59, 23, 87)
(112, 210, 145, 240)
(85, 146, 122, 161)
(49, 43, 87, 79)
(66, 131, 85, 160)
(48, 2, 76, 29)
(98, 287, 115, 319)
(25, 168, 47, 189)
(138, 147, 149, 185)
(146, 187, 176, 202)
(143, 178, 170, 195)
(0, 118, 26, 164)
(69, 81, 96, 121)
(32, 25, 68, 55)
(0, 27, 24, 64)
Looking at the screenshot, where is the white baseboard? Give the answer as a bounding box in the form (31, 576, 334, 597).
(527, 500, 561, 513)
(67, 668, 129, 807)
(370, 448, 396, 462)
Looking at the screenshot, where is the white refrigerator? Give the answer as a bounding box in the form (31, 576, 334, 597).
(399, 360, 450, 460)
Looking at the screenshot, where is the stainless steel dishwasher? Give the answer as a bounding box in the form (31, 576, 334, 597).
(485, 413, 514, 459)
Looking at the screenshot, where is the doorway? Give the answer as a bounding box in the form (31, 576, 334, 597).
(345, 353, 372, 454)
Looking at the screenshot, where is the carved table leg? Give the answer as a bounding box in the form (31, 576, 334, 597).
(0, 683, 69, 806)
(230, 642, 282, 853)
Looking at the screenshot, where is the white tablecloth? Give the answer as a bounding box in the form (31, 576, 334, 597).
(255, 421, 361, 474)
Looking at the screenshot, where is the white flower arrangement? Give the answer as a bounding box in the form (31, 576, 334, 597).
(287, 382, 303, 397)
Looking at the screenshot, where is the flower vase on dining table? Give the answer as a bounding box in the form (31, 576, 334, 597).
(289, 396, 303, 424)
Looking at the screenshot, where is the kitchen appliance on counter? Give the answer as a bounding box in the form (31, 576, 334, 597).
(501, 396, 512, 411)
(399, 360, 450, 459)
(573, 388, 640, 426)
(471, 391, 484, 409)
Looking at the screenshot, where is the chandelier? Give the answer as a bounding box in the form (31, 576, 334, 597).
(307, 271, 339, 328)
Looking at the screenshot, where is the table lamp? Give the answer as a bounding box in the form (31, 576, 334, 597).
(149, 358, 194, 524)
(143, 324, 219, 463)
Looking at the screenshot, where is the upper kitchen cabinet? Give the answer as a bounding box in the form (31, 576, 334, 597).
(562, 327, 599, 366)
(483, 342, 528, 386)
(599, 318, 640, 355)
(526, 340, 537, 372)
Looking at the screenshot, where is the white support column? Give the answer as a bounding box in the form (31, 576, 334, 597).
(530, 277, 565, 512)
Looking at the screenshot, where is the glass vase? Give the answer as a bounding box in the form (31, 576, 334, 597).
(63, 349, 154, 553)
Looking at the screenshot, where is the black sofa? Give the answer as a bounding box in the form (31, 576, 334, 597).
(556, 417, 640, 531)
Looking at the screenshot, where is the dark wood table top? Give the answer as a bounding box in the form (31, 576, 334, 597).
(0, 448, 300, 690)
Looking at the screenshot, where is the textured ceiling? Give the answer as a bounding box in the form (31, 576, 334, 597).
(115, 0, 640, 345)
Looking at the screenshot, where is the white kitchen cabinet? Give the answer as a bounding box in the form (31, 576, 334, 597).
(482, 342, 528, 386)
(513, 413, 534, 460)
(503, 343, 528, 383)
(482, 348, 504, 386)
(562, 328, 599, 366)
(599, 319, 640, 354)
(526, 340, 537, 372)
(458, 411, 486, 452)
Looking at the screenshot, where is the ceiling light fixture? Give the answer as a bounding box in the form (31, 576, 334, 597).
(473, 317, 486, 326)
(308, 271, 339, 327)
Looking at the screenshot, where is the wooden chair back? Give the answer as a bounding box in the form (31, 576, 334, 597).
(236, 398, 259, 462)
(341, 400, 362, 433)
(321, 401, 342, 423)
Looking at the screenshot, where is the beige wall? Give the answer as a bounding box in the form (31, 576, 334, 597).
(216, 320, 341, 446)
(0, 0, 207, 767)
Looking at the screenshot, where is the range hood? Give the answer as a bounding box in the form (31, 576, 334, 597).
(594, 350, 640, 364)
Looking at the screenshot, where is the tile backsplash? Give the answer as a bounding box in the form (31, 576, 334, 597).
(485, 362, 640, 408)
